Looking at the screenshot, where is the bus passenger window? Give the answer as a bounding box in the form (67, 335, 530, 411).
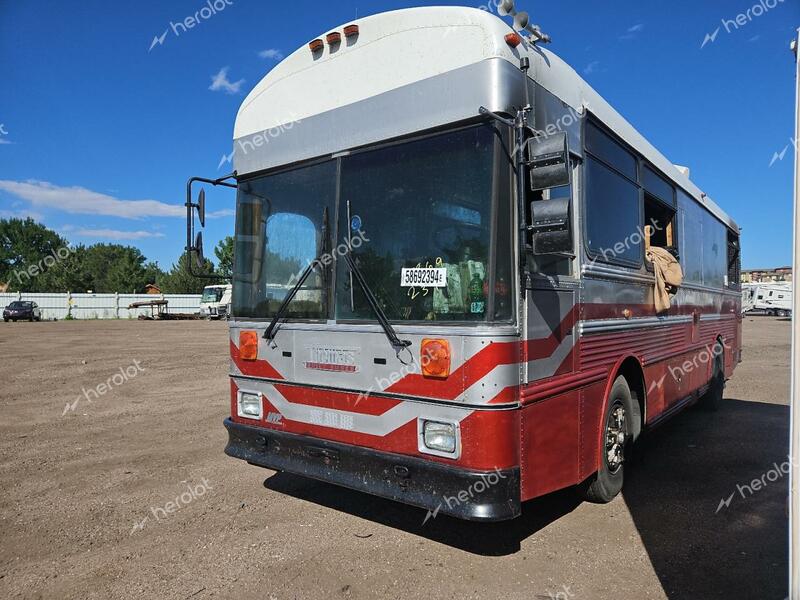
(727, 231, 740, 289)
(644, 193, 677, 255)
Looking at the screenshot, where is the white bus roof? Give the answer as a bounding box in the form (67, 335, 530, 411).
(234, 6, 737, 231)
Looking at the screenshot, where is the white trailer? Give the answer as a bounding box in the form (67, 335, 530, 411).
(750, 283, 793, 317)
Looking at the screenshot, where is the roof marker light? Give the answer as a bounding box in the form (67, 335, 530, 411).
(344, 24, 359, 37)
(505, 32, 523, 48)
(309, 38, 324, 52)
(326, 32, 342, 45)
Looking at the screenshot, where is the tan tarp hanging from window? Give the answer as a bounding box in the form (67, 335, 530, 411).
(646, 247, 683, 313)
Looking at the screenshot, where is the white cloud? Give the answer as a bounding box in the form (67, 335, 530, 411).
(209, 209, 235, 218)
(66, 227, 166, 240)
(209, 67, 245, 94)
(0, 138, 12, 145)
(258, 48, 284, 60)
(0, 180, 184, 219)
(584, 61, 600, 75)
(619, 23, 644, 40)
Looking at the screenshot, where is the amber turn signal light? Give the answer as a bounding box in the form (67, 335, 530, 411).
(421, 339, 451, 378)
(240, 331, 258, 361)
(504, 32, 523, 48)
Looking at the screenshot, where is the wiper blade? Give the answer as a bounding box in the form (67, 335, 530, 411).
(263, 260, 318, 342)
(264, 207, 329, 343)
(343, 252, 411, 352)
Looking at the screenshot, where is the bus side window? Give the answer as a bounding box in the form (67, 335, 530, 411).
(726, 230, 741, 289)
(642, 165, 677, 261)
(644, 193, 677, 254)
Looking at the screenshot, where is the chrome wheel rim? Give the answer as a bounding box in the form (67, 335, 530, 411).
(605, 404, 627, 473)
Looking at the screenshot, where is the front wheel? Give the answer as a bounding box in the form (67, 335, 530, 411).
(578, 376, 635, 504)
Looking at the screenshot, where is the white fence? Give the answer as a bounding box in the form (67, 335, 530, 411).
(0, 292, 202, 320)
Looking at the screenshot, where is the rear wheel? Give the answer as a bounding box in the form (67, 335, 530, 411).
(699, 351, 725, 411)
(578, 376, 635, 504)
(777, 309, 788, 318)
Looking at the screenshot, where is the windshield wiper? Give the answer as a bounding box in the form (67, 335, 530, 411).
(342, 252, 411, 352)
(263, 259, 319, 342)
(264, 207, 329, 343)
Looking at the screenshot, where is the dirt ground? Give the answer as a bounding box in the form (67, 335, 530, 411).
(0, 316, 791, 600)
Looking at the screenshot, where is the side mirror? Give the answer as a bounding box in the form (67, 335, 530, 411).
(529, 196, 572, 255)
(193, 231, 204, 270)
(527, 132, 570, 191)
(197, 189, 206, 228)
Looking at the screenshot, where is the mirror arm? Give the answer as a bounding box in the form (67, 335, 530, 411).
(185, 173, 238, 280)
(478, 101, 532, 278)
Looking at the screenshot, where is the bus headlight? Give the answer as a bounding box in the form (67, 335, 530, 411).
(238, 391, 262, 419)
(422, 420, 457, 454)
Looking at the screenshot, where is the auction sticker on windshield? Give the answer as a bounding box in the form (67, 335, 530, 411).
(400, 268, 447, 288)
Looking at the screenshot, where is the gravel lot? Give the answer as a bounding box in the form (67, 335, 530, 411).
(0, 316, 790, 600)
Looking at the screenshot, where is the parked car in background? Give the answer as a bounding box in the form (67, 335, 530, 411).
(3, 301, 42, 322)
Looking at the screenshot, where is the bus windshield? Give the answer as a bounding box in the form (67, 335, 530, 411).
(233, 123, 513, 323)
(201, 288, 226, 303)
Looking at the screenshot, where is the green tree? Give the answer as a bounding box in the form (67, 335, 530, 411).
(158, 252, 219, 294)
(41, 245, 93, 292)
(0, 218, 71, 292)
(214, 236, 234, 281)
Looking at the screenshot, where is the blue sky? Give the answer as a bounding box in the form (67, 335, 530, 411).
(0, 0, 798, 270)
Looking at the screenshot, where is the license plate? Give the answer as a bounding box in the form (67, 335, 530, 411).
(400, 268, 447, 288)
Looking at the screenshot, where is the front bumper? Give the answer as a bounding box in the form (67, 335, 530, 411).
(223, 418, 520, 521)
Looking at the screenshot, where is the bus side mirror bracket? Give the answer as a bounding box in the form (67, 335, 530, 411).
(185, 173, 238, 279)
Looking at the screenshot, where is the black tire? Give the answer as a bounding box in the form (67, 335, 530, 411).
(699, 351, 725, 411)
(3, 318, 7, 323)
(578, 376, 635, 504)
